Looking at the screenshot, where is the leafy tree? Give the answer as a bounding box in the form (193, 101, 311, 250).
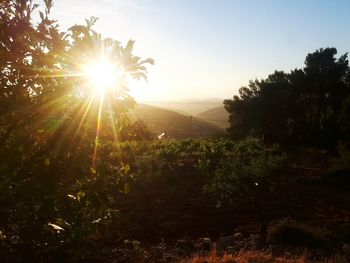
(338, 96, 350, 142)
(225, 48, 350, 147)
(0, 0, 153, 260)
(331, 96, 350, 171)
(302, 48, 349, 145)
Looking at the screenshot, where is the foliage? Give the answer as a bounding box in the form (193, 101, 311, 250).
(330, 142, 350, 172)
(119, 119, 154, 141)
(0, 0, 154, 260)
(224, 48, 350, 147)
(199, 138, 286, 233)
(0, 134, 205, 260)
(338, 96, 350, 141)
(267, 218, 329, 248)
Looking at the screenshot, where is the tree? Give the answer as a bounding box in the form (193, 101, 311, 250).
(302, 48, 349, 145)
(225, 48, 350, 147)
(0, 0, 154, 259)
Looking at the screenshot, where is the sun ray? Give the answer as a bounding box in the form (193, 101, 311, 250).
(92, 95, 104, 169)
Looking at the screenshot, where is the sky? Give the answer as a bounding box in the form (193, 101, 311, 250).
(46, 0, 350, 101)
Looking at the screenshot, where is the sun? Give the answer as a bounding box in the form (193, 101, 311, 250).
(82, 59, 119, 96)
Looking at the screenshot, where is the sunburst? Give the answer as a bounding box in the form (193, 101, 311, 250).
(81, 58, 121, 97)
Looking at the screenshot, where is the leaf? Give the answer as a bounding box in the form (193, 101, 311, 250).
(48, 223, 64, 231)
(124, 164, 130, 174)
(140, 58, 155, 65)
(124, 183, 130, 194)
(124, 40, 135, 54)
(77, 191, 85, 202)
(44, 158, 50, 166)
(56, 218, 71, 227)
(67, 194, 76, 200)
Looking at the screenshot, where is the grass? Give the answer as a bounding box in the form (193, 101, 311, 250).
(178, 250, 348, 263)
(184, 250, 306, 263)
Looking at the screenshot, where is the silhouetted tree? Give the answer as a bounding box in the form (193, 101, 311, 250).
(0, 1, 154, 259)
(225, 48, 350, 147)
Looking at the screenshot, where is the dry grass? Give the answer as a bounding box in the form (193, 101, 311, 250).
(181, 250, 307, 263)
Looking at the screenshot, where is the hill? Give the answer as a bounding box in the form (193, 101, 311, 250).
(196, 106, 230, 129)
(129, 104, 224, 139)
(142, 98, 224, 115)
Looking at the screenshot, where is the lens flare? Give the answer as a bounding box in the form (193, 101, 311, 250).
(82, 59, 118, 96)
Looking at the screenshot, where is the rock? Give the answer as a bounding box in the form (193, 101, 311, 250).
(310, 248, 327, 260)
(250, 234, 265, 249)
(343, 243, 350, 259)
(216, 236, 234, 255)
(149, 245, 165, 262)
(194, 237, 212, 253)
(232, 240, 246, 250)
(175, 238, 193, 254)
(233, 232, 244, 241)
(132, 240, 141, 250)
(123, 239, 134, 250)
(164, 253, 177, 261)
(226, 246, 235, 254)
(111, 249, 132, 263)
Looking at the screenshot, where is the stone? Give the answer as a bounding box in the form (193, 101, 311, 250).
(123, 239, 134, 250)
(343, 243, 350, 259)
(250, 234, 265, 249)
(132, 240, 141, 249)
(149, 245, 164, 262)
(216, 236, 234, 255)
(175, 238, 193, 254)
(226, 246, 235, 254)
(194, 237, 212, 253)
(232, 240, 246, 250)
(233, 232, 244, 240)
(111, 249, 132, 263)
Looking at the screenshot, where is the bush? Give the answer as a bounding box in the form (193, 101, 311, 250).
(331, 142, 350, 172)
(200, 138, 286, 234)
(268, 218, 328, 248)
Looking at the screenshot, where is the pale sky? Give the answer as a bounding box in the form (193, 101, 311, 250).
(45, 0, 350, 101)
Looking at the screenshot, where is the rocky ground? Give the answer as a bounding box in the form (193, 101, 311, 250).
(101, 232, 350, 262)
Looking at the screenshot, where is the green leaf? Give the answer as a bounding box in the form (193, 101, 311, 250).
(124, 164, 130, 174)
(44, 158, 50, 166)
(124, 183, 130, 194)
(77, 191, 85, 202)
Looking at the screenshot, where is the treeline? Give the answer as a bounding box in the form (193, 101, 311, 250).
(224, 48, 350, 148)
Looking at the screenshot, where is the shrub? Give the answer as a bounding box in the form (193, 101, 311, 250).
(267, 218, 328, 248)
(330, 142, 350, 172)
(200, 138, 286, 234)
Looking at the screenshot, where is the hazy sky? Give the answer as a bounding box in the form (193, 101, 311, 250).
(47, 0, 350, 101)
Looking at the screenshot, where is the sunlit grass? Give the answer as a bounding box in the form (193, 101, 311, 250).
(188, 250, 307, 263)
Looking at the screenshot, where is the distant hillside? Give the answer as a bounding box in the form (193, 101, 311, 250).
(143, 98, 224, 115)
(196, 106, 230, 129)
(129, 104, 224, 139)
